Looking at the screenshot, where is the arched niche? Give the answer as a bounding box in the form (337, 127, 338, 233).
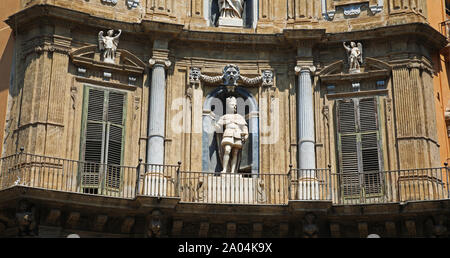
(202, 86, 259, 175)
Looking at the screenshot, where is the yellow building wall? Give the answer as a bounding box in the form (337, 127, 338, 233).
(428, 0, 450, 165)
(0, 0, 20, 154)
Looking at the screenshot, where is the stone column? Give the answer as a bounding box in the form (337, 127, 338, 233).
(147, 58, 171, 166)
(145, 56, 171, 196)
(295, 65, 318, 200)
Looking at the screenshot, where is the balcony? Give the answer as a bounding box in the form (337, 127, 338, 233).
(0, 151, 449, 206)
(440, 19, 450, 61)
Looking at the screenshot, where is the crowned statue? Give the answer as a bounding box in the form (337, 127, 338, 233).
(215, 96, 249, 173)
(217, 0, 245, 27)
(98, 29, 122, 64)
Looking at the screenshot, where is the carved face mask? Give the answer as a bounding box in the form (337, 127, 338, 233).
(223, 65, 240, 86)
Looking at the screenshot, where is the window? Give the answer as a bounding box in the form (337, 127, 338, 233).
(80, 86, 127, 194)
(336, 97, 383, 198)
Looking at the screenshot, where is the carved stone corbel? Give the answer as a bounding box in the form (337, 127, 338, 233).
(329, 222, 340, 238)
(226, 222, 237, 238)
(45, 209, 61, 226)
(199, 222, 210, 238)
(66, 212, 80, 229)
(302, 213, 319, 238)
(121, 217, 135, 234)
(358, 222, 369, 238)
(16, 200, 38, 237)
(93, 215, 108, 232)
(147, 209, 163, 238)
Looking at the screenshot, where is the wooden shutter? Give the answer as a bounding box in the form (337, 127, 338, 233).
(359, 98, 382, 194)
(336, 97, 382, 198)
(105, 92, 125, 189)
(81, 87, 126, 193)
(337, 99, 361, 196)
(82, 89, 106, 191)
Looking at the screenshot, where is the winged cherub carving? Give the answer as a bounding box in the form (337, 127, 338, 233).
(98, 29, 122, 64)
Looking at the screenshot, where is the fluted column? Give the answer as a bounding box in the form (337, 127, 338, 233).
(295, 65, 316, 170)
(147, 58, 171, 166)
(295, 65, 318, 200)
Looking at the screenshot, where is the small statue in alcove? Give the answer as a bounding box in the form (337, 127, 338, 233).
(215, 96, 249, 173)
(98, 29, 122, 64)
(343, 41, 363, 73)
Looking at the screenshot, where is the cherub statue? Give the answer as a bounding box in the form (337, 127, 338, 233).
(98, 29, 122, 64)
(218, 0, 245, 19)
(215, 96, 249, 173)
(343, 41, 363, 72)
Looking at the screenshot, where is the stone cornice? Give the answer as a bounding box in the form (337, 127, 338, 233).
(5, 5, 447, 51)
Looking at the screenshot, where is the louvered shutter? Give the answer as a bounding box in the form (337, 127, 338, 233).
(336, 97, 382, 198)
(82, 89, 106, 191)
(81, 86, 126, 193)
(359, 98, 382, 194)
(105, 92, 125, 189)
(337, 99, 361, 196)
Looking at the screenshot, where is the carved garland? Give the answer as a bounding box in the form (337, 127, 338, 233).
(189, 64, 274, 91)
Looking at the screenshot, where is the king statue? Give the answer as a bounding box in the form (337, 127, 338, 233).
(215, 96, 249, 173)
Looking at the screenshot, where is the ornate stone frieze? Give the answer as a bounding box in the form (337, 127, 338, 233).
(189, 65, 274, 91)
(321, 0, 384, 20)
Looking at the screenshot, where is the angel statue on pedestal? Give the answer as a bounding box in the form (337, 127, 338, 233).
(98, 29, 122, 64)
(215, 96, 249, 174)
(343, 41, 363, 73)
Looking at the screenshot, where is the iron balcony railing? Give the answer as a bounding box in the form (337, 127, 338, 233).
(0, 151, 449, 205)
(440, 19, 450, 39)
(0, 151, 139, 198)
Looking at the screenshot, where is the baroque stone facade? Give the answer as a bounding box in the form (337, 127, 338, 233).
(0, 0, 449, 238)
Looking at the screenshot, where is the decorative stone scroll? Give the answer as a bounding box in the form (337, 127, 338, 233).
(189, 64, 274, 91)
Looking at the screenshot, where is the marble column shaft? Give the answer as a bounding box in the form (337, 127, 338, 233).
(297, 68, 316, 170)
(147, 64, 167, 165)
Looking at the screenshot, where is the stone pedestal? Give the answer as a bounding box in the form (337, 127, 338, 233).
(143, 173, 167, 197)
(218, 17, 243, 27)
(205, 174, 257, 204)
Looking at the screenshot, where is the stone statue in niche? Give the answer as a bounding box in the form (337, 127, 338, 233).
(98, 29, 122, 64)
(215, 96, 249, 173)
(343, 41, 363, 73)
(218, 0, 245, 27)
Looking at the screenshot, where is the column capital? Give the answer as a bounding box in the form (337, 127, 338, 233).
(295, 65, 316, 75)
(149, 58, 172, 69)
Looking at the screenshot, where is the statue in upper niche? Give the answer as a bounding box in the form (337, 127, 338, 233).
(98, 29, 122, 64)
(218, 0, 245, 19)
(343, 41, 363, 73)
